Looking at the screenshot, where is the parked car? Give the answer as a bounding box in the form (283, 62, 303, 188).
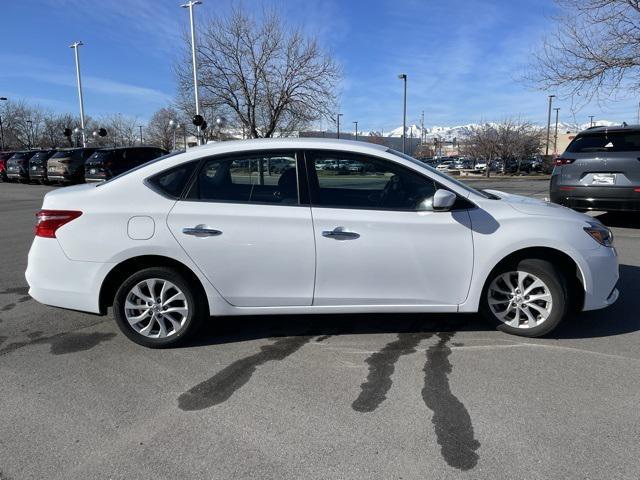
(5, 151, 39, 182)
(436, 160, 453, 171)
(0, 151, 16, 182)
(474, 161, 487, 172)
(47, 147, 98, 184)
(28, 149, 58, 184)
(550, 125, 640, 212)
(84, 146, 168, 182)
(26, 138, 618, 347)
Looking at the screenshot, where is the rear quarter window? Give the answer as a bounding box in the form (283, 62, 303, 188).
(146, 161, 198, 198)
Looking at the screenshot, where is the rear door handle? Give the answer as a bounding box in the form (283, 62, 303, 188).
(182, 224, 222, 237)
(322, 226, 360, 240)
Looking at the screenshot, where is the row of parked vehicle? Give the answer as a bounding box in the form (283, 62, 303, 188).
(0, 146, 168, 185)
(421, 156, 547, 174)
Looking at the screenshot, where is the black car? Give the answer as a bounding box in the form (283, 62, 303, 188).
(84, 146, 168, 182)
(28, 149, 58, 184)
(47, 147, 98, 184)
(5, 151, 39, 182)
(550, 125, 640, 213)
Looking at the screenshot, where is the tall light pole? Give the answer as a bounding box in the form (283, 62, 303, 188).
(138, 125, 144, 145)
(589, 115, 595, 127)
(553, 107, 560, 154)
(545, 94, 555, 158)
(420, 110, 425, 144)
(0, 96, 7, 151)
(69, 41, 86, 147)
(336, 113, 343, 139)
(398, 73, 407, 153)
(353, 121, 358, 140)
(181, 0, 203, 145)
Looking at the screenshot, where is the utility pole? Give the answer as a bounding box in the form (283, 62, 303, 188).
(69, 41, 86, 147)
(420, 110, 424, 144)
(553, 107, 560, 154)
(336, 113, 343, 139)
(589, 115, 594, 127)
(353, 121, 358, 140)
(139, 125, 143, 145)
(398, 73, 407, 153)
(545, 95, 555, 158)
(181, 1, 203, 145)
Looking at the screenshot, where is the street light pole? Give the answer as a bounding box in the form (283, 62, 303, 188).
(589, 115, 594, 127)
(0, 96, 7, 151)
(69, 41, 86, 147)
(336, 113, 343, 139)
(545, 94, 555, 158)
(398, 73, 407, 153)
(181, 0, 203, 145)
(169, 119, 177, 150)
(138, 125, 143, 145)
(353, 121, 358, 140)
(553, 107, 560, 154)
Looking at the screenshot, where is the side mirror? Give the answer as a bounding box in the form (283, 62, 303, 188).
(432, 189, 457, 211)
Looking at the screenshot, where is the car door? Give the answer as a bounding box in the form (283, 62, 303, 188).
(167, 150, 316, 307)
(305, 150, 474, 307)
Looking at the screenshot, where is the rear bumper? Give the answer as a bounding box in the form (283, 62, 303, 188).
(550, 185, 640, 212)
(25, 237, 113, 314)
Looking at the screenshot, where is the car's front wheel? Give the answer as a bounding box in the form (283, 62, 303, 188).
(481, 258, 568, 337)
(113, 267, 206, 348)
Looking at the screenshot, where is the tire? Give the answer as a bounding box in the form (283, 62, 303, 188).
(113, 267, 207, 348)
(480, 258, 568, 337)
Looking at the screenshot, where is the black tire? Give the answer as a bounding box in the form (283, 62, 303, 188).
(480, 258, 568, 337)
(113, 267, 207, 348)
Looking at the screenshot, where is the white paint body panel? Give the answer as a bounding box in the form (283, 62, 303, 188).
(24, 138, 619, 319)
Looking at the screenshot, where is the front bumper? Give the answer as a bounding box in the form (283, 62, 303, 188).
(25, 237, 113, 314)
(580, 244, 620, 311)
(550, 185, 640, 212)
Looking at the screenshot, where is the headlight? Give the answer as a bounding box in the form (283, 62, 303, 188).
(584, 221, 614, 247)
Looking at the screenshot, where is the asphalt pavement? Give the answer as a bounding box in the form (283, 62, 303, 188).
(1, 179, 639, 480)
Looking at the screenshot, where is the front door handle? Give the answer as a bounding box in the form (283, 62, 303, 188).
(322, 226, 360, 240)
(182, 224, 222, 237)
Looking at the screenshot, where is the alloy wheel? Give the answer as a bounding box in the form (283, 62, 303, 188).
(124, 278, 189, 338)
(487, 271, 553, 329)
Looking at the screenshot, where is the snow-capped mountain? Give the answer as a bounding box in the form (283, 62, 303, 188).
(376, 120, 623, 141)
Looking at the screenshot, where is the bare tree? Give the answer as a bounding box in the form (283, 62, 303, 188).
(175, 7, 341, 138)
(145, 107, 179, 150)
(99, 113, 140, 147)
(530, 0, 640, 102)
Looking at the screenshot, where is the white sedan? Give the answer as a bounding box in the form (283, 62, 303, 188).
(26, 138, 619, 347)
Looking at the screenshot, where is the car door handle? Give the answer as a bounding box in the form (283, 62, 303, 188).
(322, 226, 360, 240)
(182, 225, 222, 237)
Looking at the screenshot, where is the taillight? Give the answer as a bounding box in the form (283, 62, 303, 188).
(553, 157, 576, 166)
(34, 210, 82, 238)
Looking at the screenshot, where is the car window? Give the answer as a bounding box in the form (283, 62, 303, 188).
(186, 153, 299, 205)
(147, 161, 198, 199)
(308, 151, 438, 211)
(567, 132, 640, 153)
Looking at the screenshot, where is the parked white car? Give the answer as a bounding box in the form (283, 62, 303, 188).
(26, 138, 619, 347)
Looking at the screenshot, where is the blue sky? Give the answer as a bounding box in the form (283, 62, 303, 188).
(1, 0, 638, 131)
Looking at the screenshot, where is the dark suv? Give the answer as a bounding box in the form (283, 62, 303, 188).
(28, 149, 58, 184)
(84, 146, 167, 182)
(5, 151, 39, 182)
(550, 125, 640, 212)
(47, 148, 97, 184)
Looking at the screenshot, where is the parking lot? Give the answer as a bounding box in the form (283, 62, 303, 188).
(1, 179, 640, 480)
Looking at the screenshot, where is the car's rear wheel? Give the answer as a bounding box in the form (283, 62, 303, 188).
(480, 258, 568, 337)
(113, 267, 206, 348)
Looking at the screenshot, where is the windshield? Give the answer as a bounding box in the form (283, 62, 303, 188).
(386, 148, 492, 199)
(97, 150, 184, 186)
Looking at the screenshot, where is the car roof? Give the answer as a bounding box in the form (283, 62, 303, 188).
(191, 137, 389, 155)
(579, 124, 640, 134)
